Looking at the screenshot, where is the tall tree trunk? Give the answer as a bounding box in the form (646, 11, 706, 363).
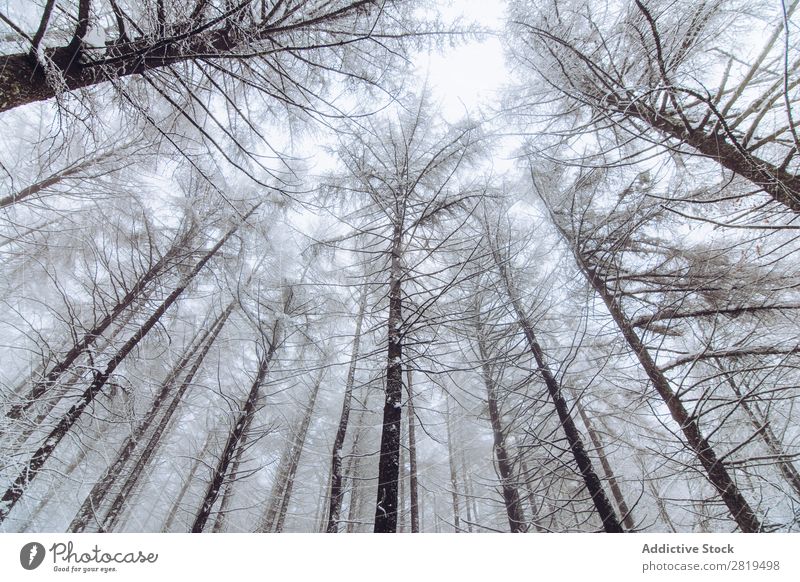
(490, 245, 624, 533)
(474, 319, 527, 533)
(573, 393, 636, 530)
(546, 211, 763, 532)
(69, 301, 235, 532)
(459, 447, 475, 533)
(273, 365, 325, 533)
(191, 313, 280, 533)
(445, 398, 462, 532)
(0, 209, 253, 526)
(344, 411, 367, 534)
(326, 282, 367, 532)
(374, 223, 404, 533)
(406, 368, 420, 533)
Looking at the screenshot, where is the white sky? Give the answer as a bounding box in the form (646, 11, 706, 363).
(421, 0, 509, 123)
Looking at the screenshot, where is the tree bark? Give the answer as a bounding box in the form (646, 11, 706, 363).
(374, 223, 404, 533)
(406, 369, 420, 533)
(326, 282, 367, 532)
(547, 212, 763, 533)
(491, 245, 624, 533)
(191, 317, 280, 533)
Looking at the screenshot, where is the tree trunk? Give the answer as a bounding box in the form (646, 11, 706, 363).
(273, 366, 325, 533)
(406, 369, 420, 533)
(573, 394, 636, 530)
(0, 209, 252, 526)
(491, 245, 624, 533)
(191, 317, 280, 533)
(475, 325, 527, 533)
(344, 410, 367, 534)
(326, 282, 367, 532)
(374, 223, 404, 533)
(445, 398, 462, 532)
(548, 213, 763, 533)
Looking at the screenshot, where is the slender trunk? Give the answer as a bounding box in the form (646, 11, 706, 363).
(259, 428, 294, 533)
(162, 431, 215, 532)
(459, 448, 475, 533)
(257, 359, 325, 533)
(475, 323, 527, 533)
(273, 366, 325, 533)
(538, 190, 763, 531)
(445, 399, 462, 532)
(0, 209, 252, 526)
(191, 319, 279, 533)
(374, 224, 403, 533)
(326, 283, 367, 532)
(491, 245, 624, 533)
(406, 369, 420, 533)
(69, 301, 234, 532)
(571, 247, 762, 532)
(573, 394, 636, 530)
(344, 416, 366, 534)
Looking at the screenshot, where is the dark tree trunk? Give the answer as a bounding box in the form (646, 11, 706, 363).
(374, 224, 403, 533)
(191, 318, 280, 533)
(326, 283, 367, 532)
(406, 369, 420, 533)
(491, 246, 624, 533)
(475, 326, 527, 533)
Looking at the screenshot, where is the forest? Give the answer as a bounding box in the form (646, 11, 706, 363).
(0, 0, 799, 534)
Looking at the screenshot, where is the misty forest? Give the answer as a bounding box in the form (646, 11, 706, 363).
(1, 0, 799, 534)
